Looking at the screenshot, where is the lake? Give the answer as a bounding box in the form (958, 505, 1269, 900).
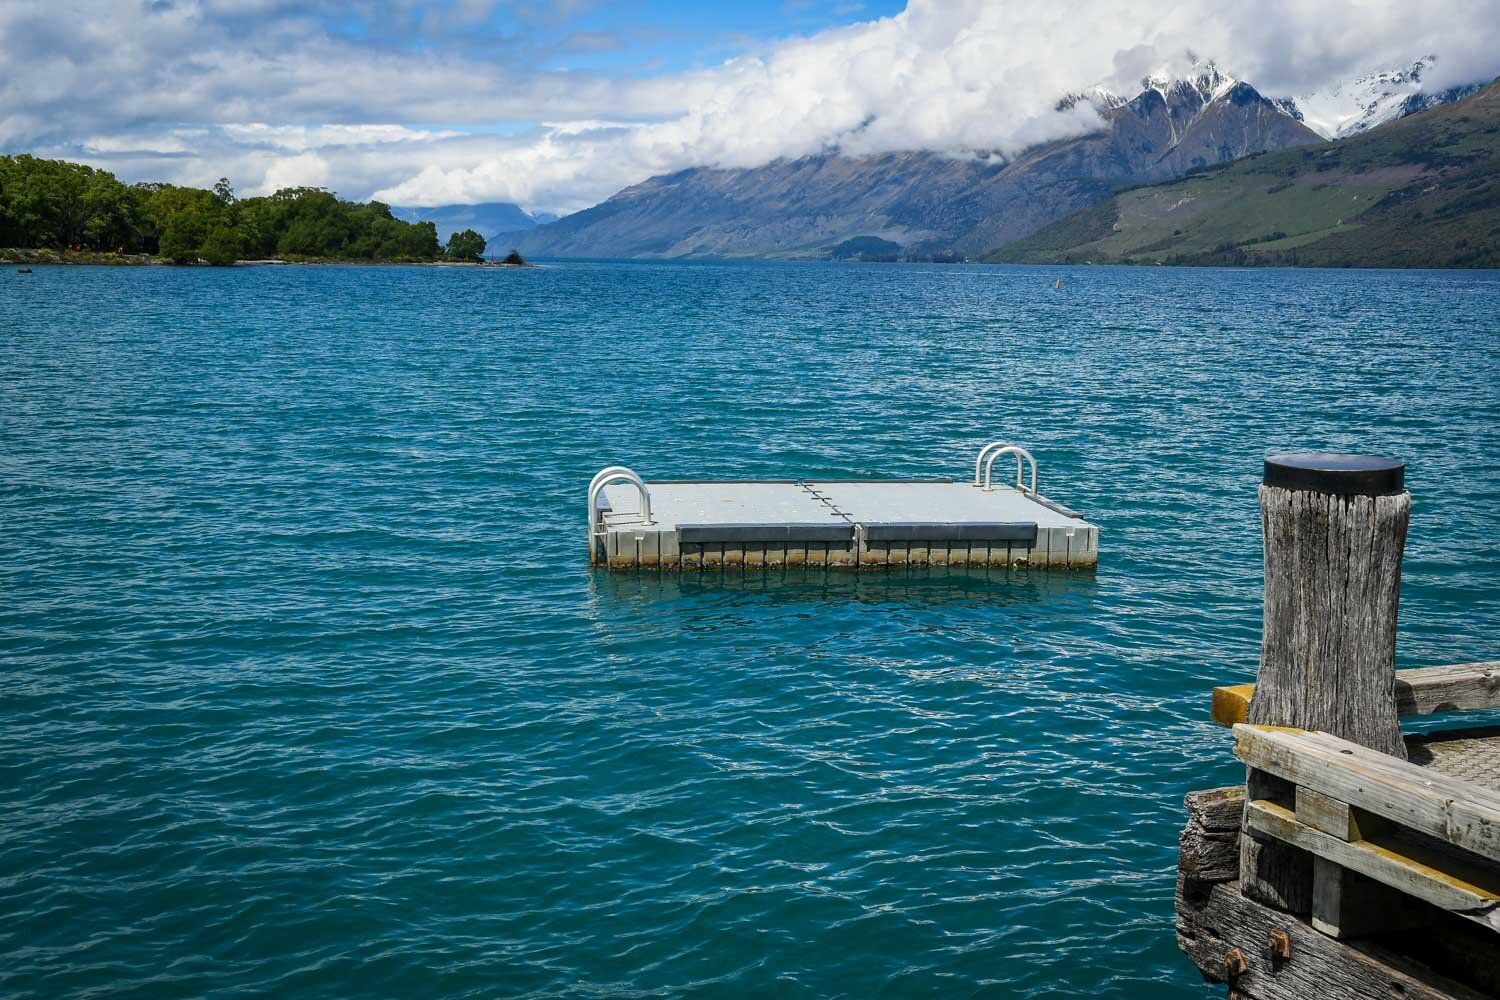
(3, 260, 1499, 997)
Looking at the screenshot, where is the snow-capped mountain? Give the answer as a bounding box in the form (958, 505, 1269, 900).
(1076, 58, 1486, 142)
(504, 65, 1321, 260)
(1054, 87, 1127, 112)
(1141, 63, 1241, 107)
(1275, 57, 1485, 139)
(1060, 63, 1237, 116)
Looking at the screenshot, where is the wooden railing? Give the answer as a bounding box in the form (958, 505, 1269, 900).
(1233, 724, 1500, 937)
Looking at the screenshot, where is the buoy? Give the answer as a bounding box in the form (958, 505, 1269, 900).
(1054, 278, 1062, 290)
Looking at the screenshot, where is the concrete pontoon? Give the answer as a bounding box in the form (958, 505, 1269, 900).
(589, 444, 1098, 570)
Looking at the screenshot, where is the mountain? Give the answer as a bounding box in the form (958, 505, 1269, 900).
(1275, 57, 1486, 139)
(504, 66, 1322, 260)
(391, 203, 542, 247)
(497, 153, 1009, 259)
(955, 68, 1323, 256)
(987, 78, 1500, 268)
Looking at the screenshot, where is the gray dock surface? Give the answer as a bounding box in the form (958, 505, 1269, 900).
(592, 476, 1097, 570)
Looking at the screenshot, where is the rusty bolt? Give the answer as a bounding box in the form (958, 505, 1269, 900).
(1268, 929, 1292, 961)
(1225, 947, 1249, 978)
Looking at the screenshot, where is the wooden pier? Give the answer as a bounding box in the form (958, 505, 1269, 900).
(1177, 454, 1500, 999)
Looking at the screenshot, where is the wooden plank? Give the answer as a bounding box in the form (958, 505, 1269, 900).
(1234, 725, 1500, 864)
(1295, 787, 1404, 939)
(1297, 786, 1362, 841)
(1187, 786, 1246, 831)
(1181, 823, 1240, 884)
(1213, 683, 1256, 726)
(1181, 788, 1246, 886)
(1212, 662, 1500, 728)
(1176, 876, 1487, 999)
(1397, 662, 1500, 716)
(1246, 800, 1500, 933)
(1311, 855, 1394, 939)
(1241, 767, 1313, 914)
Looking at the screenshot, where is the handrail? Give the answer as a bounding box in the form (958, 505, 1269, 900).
(589, 465, 635, 501)
(982, 445, 1038, 494)
(588, 465, 633, 543)
(974, 442, 1011, 486)
(1234, 724, 1500, 865)
(587, 466, 652, 548)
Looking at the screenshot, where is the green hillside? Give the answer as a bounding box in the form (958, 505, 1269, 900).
(987, 79, 1500, 268)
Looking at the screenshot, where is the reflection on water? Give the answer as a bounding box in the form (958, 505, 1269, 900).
(589, 564, 1101, 608)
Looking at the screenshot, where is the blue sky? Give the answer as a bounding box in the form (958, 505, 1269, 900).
(326, 1, 907, 75)
(2, 0, 1496, 215)
(363, 0, 909, 135)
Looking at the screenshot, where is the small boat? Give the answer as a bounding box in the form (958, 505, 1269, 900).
(17, 267, 32, 274)
(1054, 278, 1062, 290)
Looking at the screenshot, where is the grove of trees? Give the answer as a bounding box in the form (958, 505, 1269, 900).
(0, 155, 443, 264)
(445, 228, 487, 261)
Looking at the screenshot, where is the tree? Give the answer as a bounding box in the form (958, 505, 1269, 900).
(36, 158, 89, 247)
(502, 249, 527, 265)
(403, 221, 441, 259)
(446, 228, 486, 261)
(142, 182, 229, 263)
(0, 155, 444, 261)
(198, 224, 243, 266)
(159, 202, 216, 263)
(82, 171, 140, 250)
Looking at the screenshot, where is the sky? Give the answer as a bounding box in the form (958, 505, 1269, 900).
(3, 0, 1499, 217)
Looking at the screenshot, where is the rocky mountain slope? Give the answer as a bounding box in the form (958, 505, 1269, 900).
(988, 78, 1500, 268)
(502, 62, 1490, 261)
(502, 67, 1323, 260)
(955, 68, 1323, 256)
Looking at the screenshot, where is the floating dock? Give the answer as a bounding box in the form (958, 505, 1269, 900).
(589, 444, 1098, 570)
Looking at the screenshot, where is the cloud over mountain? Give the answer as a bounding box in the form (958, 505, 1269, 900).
(3, 0, 1498, 214)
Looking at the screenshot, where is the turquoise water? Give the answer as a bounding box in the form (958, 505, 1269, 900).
(3, 260, 1499, 998)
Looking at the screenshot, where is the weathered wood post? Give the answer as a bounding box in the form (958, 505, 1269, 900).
(1239, 454, 1410, 920)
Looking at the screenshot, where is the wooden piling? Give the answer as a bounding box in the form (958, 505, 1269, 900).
(1240, 454, 1410, 915)
(1178, 455, 1500, 998)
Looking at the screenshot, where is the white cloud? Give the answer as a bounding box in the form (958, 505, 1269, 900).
(3, 0, 1498, 215)
(220, 124, 466, 154)
(374, 0, 1500, 210)
(81, 132, 197, 155)
(258, 151, 333, 192)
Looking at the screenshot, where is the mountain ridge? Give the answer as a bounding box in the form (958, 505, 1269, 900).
(503, 67, 1322, 260)
(986, 77, 1500, 268)
(499, 61, 1492, 261)
(1276, 57, 1486, 139)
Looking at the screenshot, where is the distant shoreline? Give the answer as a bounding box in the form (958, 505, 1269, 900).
(3, 249, 536, 268)
(238, 259, 538, 268)
(10, 249, 1494, 272)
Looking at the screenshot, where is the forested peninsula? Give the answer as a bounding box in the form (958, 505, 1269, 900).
(0, 155, 506, 265)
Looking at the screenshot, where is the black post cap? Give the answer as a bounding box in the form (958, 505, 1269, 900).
(1264, 453, 1405, 497)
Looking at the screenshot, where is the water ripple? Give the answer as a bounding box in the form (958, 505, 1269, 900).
(2, 261, 1498, 998)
